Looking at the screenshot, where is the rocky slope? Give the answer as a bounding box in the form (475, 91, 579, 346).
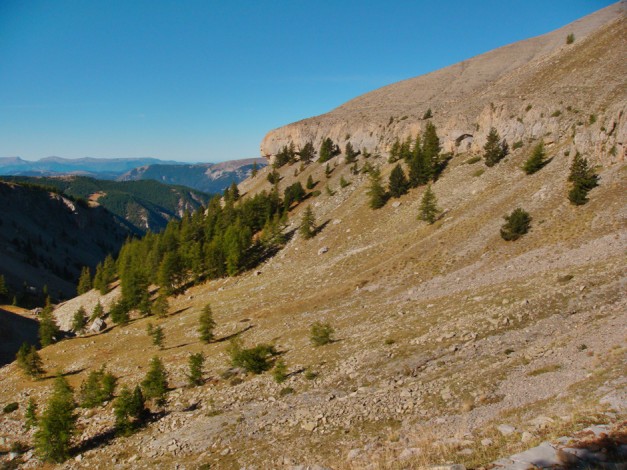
(261, 2, 626, 166)
(0, 4, 625, 469)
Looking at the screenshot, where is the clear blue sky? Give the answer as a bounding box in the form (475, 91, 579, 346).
(0, 0, 614, 163)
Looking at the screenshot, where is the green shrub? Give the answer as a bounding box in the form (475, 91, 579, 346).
(465, 156, 481, 165)
(512, 141, 523, 150)
(551, 110, 562, 117)
(187, 352, 205, 387)
(310, 322, 335, 346)
(304, 368, 318, 380)
(500, 208, 532, 241)
(566, 33, 575, 44)
(279, 387, 295, 397)
(227, 338, 277, 374)
(272, 359, 288, 383)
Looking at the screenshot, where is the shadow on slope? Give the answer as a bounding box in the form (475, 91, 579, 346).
(0, 307, 39, 366)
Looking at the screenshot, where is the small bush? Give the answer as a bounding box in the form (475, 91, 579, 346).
(525, 104, 532, 112)
(465, 156, 481, 165)
(500, 208, 532, 241)
(10, 441, 28, 454)
(339, 176, 350, 188)
(566, 33, 575, 44)
(589, 114, 597, 125)
(385, 338, 395, 345)
(512, 141, 523, 150)
(551, 110, 562, 117)
(472, 169, 485, 177)
(304, 369, 318, 380)
(227, 338, 277, 374)
(310, 322, 335, 346)
(279, 387, 295, 397)
(79, 367, 117, 408)
(311, 190, 321, 197)
(272, 359, 288, 384)
(422, 108, 432, 119)
(3, 402, 18, 413)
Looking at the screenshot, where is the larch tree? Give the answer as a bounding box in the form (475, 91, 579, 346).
(198, 303, 217, 343)
(388, 163, 409, 198)
(418, 185, 440, 224)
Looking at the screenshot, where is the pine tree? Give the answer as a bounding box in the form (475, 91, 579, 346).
(344, 142, 358, 163)
(198, 303, 216, 343)
(422, 122, 441, 174)
(39, 298, 60, 347)
(484, 127, 508, 167)
(147, 323, 165, 349)
(90, 301, 104, 322)
(109, 299, 130, 325)
(187, 352, 205, 386)
(299, 142, 315, 163)
(35, 375, 77, 463)
(367, 167, 388, 209)
(151, 294, 169, 318)
(157, 251, 182, 295)
(418, 185, 440, 224)
(71, 307, 87, 333)
(79, 366, 117, 408)
(423, 108, 433, 119)
(251, 161, 258, 177)
(500, 208, 532, 241)
(77, 266, 92, 295)
(325, 163, 332, 178)
(568, 152, 598, 205)
(16, 343, 44, 378)
(523, 142, 549, 174)
(388, 164, 409, 198)
(141, 356, 169, 406)
(319, 137, 337, 163)
(229, 181, 240, 201)
(299, 206, 316, 239)
(408, 135, 429, 187)
(306, 174, 315, 190)
(114, 385, 147, 436)
(24, 398, 38, 430)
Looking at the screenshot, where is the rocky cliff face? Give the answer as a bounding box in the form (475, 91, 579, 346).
(261, 2, 626, 166)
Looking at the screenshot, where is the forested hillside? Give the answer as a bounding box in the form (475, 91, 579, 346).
(0, 176, 213, 233)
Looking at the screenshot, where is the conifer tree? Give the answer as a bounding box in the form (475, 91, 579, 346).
(109, 299, 130, 325)
(344, 142, 358, 163)
(79, 366, 117, 408)
(151, 294, 169, 318)
(251, 161, 258, 177)
(198, 303, 216, 343)
(299, 205, 316, 239)
(306, 174, 315, 190)
(408, 135, 428, 187)
(500, 208, 532, 241)
(147, 323, 165, 349)
(141, 356, 169, 406)
(39, 298, 60, 347)
(16, 343, 44, 378)
(228, 181, 240, 201)
(90, 301, 104, 322)
(523, 142, 549, 174)
(422, 121, 441, 173)
(71, 307, 87, 333)
(483, 127, 508, 167)
(325, 163, 332, 178)
(388, 164, 409, 198)
(77, 267, 92, 295)
(319, 137, 337, 163)
(35, 375, 77, 463)
(568, 152, 598, 205)
(299, 141, 315, 163)
(418, 185, 440, 224)
(310, 322, 335, 346)
(24, 398, 38, 430)
(157, 251, 182, 295)
(367, 167, 388, 209)
(114, 385, 147, 436)
(187, 352, 205, 386)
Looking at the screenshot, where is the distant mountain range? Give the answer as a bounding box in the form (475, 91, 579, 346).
(0, 156, 266, 193)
